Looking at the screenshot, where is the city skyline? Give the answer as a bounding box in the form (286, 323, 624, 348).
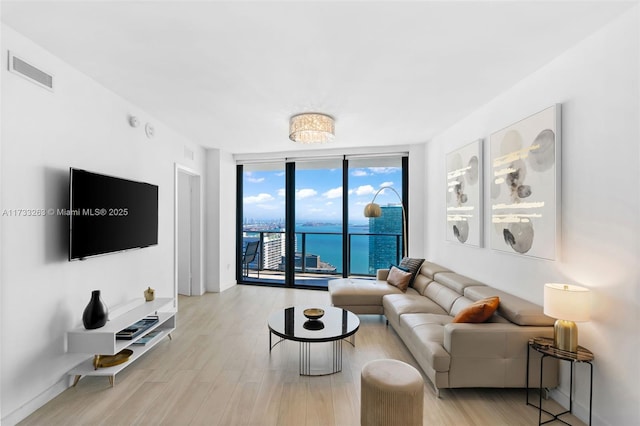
(243, 166, 403, 221)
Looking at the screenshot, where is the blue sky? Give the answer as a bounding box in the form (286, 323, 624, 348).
(243, 167, 403, 222)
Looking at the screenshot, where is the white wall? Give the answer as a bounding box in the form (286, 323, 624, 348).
(424, 7, 639, 425)
(408, 143, 426, 258)
(205, 148, 237, 292)
(0, 25, 205, 424)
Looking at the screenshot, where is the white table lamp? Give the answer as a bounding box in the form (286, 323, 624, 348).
(543, 283, 591, 352)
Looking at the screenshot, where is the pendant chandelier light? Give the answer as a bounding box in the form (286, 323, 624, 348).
(289, 113, 335, 144)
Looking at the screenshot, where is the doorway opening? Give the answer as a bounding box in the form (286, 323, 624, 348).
(175, 164, 202, 296)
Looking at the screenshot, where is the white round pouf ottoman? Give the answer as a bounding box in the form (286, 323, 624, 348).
(360, 359, 424, 426)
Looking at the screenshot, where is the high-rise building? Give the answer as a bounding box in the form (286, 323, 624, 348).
(242, 230, 287, 271)
(262, 231, 286, 270)
(368, 205, 403, 274)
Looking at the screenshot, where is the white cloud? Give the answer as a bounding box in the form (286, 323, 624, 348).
(323, 186, 343, 199)
(326, 201, 334, 206)
(351, 169, 368, 177)
(368, 167, 399, 174)
(355, 185, 375, 196)
(244, 171, 264, 182)
(380, 181, 394, 188)
(277, 188, 285, 197)
(296, 188, 317, 200)
(244, 193, 274, 204)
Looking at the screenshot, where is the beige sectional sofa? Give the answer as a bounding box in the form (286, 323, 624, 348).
(329, 261, 558, 395)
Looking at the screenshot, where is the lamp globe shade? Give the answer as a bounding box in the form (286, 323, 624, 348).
(363, 203, 382, 218)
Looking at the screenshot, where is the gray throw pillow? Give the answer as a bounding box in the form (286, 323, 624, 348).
(399, 257, 425, 287)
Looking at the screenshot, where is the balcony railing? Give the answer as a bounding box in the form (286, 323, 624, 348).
(241, 230, 403, 280)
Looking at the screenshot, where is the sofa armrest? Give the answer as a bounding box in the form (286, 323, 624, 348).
(443, 323, 555, 358)
(376, 269, 390, 281)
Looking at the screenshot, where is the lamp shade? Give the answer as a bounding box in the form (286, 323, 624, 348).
(363, 203, 382, 218)
(289, 113, 335, 143)
(543, 283, 591, 322)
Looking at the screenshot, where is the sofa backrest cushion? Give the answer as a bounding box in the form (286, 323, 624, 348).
(465, 286, 555, 326)
(419, 261, 451, 280)
(412, 274, 432, 295)
(435, 272, 486, 295)
(413, 261, 450, 294)
(423, 281, 463, 313)
(399, 257, 425, 287)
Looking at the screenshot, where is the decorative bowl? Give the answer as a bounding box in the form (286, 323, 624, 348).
(93, 349, 133, 369)
(303, 308, 325, 320)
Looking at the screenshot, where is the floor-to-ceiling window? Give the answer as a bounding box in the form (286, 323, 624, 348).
(293, 159, 344, 287)
(238, 162, 286, 285)
(347, 156, 405, 275)
(237, 154, 407, 288)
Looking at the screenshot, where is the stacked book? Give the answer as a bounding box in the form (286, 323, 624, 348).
(116, 315, 159, 340)
(132, 329, 163, 345)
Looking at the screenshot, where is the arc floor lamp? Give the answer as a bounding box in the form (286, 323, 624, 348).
(363, 186, 407, 258)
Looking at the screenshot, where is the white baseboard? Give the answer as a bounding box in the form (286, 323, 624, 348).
(549, 387, 598, 425)
(1, 376, 71, 426)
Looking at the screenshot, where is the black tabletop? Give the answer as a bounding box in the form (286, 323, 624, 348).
(529, 337, 594, 362)
(268, 306, 360, 343)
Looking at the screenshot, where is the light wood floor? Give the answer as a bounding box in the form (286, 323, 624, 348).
(19, 285, 585, 425)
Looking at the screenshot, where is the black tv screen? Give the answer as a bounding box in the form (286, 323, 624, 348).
(69, 168, 159, 260)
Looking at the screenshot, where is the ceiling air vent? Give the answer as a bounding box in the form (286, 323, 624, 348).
(8, 51, 54, 91)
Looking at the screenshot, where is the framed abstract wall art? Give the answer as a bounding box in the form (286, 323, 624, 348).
(446, 139, 483, 247)
(489, 104, 561, 260)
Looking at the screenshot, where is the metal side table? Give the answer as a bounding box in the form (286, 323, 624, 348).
(526, 337, 594, 426)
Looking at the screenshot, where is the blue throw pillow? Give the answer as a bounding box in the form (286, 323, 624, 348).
(389, 263, 410, 272)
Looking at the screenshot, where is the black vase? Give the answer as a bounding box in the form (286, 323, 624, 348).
(82, 290, 108, 329)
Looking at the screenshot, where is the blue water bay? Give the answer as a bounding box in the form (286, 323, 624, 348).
(295, 223, 371, 275)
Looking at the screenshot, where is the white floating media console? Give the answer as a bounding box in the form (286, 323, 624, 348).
(67, 297, 176, 386)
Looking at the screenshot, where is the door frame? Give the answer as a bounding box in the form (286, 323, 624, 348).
(174, 164, 203, 298)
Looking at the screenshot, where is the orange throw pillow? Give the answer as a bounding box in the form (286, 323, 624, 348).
(452, 297, 500, 323)
(387, 266, 412, 292)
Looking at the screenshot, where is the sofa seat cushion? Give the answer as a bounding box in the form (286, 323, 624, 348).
(465, 286, 555, 326)
(399, 312, 453, 330)
(383, 293, 447, 324)
(329, 279, 419, 308)
(407, 322, 451, 372)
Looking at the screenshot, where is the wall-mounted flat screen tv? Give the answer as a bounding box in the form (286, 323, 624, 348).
(69, 168, 159, 260)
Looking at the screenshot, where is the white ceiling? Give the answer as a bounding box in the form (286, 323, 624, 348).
(1, 1, 635, 154)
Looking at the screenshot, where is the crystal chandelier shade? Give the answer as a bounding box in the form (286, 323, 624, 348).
(289, 113, 335, 143)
